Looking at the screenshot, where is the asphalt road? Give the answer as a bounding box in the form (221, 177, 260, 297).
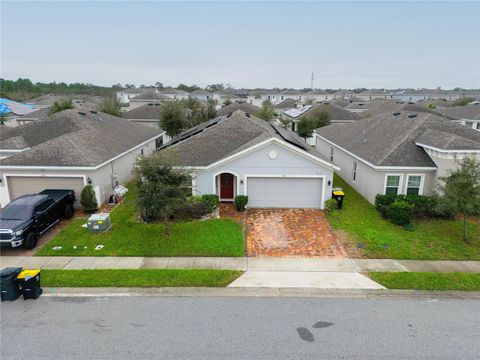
(1, 295, 479, 359)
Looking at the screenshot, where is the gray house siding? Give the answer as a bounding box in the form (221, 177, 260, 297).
(315, 135, 436, 204)
(193, 142, 334, 207)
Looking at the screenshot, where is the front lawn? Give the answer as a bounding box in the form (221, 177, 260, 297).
(327, 175, 480, 260)
(369, 272, 480, 291)
(36, 187, 245, 257)
(41, 269, 243, 287)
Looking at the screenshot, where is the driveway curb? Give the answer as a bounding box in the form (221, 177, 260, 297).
(40, 287, 480, 299)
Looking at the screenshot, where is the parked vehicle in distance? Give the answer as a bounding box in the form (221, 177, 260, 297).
(0, 189, 76, 249)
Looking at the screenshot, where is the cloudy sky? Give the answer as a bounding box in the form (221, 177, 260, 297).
(1, 1, 479, 89)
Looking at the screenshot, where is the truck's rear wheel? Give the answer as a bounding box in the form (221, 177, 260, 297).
(64, 204, 74, 219)
(24, 233, 38, 250)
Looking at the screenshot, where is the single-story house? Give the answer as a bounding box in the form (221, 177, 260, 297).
(123, 102, 165, 129)
(314, 111, 480, 204)
(0, 109, 164, 207)
(160, 110, 338, 209)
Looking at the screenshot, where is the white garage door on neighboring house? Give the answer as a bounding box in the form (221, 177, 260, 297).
(7, 176, 85, 205)
(246, 177, 324, 209)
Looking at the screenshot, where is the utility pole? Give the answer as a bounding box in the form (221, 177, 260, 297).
(310, 71, 314, 90)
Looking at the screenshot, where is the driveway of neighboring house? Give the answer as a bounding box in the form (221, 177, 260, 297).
(245, 208, 347, 258)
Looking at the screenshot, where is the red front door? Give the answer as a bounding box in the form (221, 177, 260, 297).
(220, 173, 234, 200)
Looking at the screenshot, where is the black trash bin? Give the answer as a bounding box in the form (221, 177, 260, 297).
(17, 269, 42, 300)
(332, 189, 345, 209)
(0, 267, 23, 301)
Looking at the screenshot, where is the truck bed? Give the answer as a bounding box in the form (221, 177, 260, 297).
(39, 189, 75, 203)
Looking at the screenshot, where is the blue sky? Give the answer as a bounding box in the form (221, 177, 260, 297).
(1, 1, 479, 89)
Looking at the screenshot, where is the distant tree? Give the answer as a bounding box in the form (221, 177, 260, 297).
(255, 100, 275, 121)
(436, 157, 480, 242)
(134, 151, 189, 233)
(0, 113, 7, 125)
(206, 83, 225, 92)
(296, 117, 316, 139)
(155, 82, 164, 90)
(223, 98, 232, 106)
(124, 84, 136, 89)
(304, 97, 315, 105)
(49, 99, 73, 114)
(205, 99, 217, 120)
(98, 97, 121, 117)
(452, 97, 475, 107)
(160, 100, 186, 137)
(177, 83, 200, 93)
(310, 110, 331, 128)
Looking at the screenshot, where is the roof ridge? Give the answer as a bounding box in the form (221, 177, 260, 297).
(377, 116, 427, 164)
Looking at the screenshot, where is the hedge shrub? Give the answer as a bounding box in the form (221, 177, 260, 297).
(385, 200, 414, 226)
(80, 185, 98, 213)
(234, 195, 248, 212)
(324, 198, 338, 213)
(201, 194, 219, 212)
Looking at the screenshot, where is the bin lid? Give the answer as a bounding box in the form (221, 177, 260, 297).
(17, 269, 41, 279)
(0, 267, 22, 278)
(333, 190, 345, 196)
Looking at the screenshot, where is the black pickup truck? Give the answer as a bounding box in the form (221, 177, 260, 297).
(0, 190, 76, 249)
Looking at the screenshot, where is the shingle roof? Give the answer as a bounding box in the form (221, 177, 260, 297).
(1, 109, 163, 167)
(124, 102, 165, 120)
(437, 104, 480, 120)
(300, 103, 361, 121)
(161, 110, 328, 167)
(274, 98, 297, 109)
(315, 111, 480, 167)
(217, 102, 260, 116)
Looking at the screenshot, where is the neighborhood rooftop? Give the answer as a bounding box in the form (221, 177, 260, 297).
(161, 110, 328, 166)
(1, 109, 163, 167)
(315, 111, 480, 168)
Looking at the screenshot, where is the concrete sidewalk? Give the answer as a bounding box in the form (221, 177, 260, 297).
(1, 256, 479, 273)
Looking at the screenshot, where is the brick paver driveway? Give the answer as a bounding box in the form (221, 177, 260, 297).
(246, 208, 347, 258)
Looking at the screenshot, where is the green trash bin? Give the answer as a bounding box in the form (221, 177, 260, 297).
(0, 267, 23, 301)
(17, 269, 42, 300)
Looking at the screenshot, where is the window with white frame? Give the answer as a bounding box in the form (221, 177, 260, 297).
(406, 175, 422, 195)
(385, 175, 401, 195)
(330, 147, 334, 162)
(352, 161, 357, 181)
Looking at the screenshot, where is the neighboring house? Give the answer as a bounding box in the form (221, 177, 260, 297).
(274, 98, 297, 110)
(217, 101, 260, 116)
(190, 89, 213, 102)
(0, 109, 164, 207)
(123, 102, 165, 129)
(14, 107, 50, 126)
(127, 92, 171, 110)
(160, 110, 338, 209)
(436, 103, 480, 131)
(357, 90, 392, 101)
(116, 87, 158, 105)
(160, 88, 189, 101)
(284, 103, 361, 130)
(314, 111, 480, 204)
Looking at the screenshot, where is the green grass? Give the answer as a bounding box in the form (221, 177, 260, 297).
(36, 187, 245, 257)
(41, 269, 243, 287)
(369, 272, 480, 291)
(327, 175, 480, 260)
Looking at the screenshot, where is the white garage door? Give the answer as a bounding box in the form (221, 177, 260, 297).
(7, 176, 85, 204)
(246, 177, 324, 209)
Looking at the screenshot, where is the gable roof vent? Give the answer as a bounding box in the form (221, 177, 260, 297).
(245, 112, 250, 118)
(408, 114, 418, 118)
(90, 110, 98, 114)
(78, 111, 86, 116)
(393, 112, 401, 116)
(227, 112, 233, 118)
